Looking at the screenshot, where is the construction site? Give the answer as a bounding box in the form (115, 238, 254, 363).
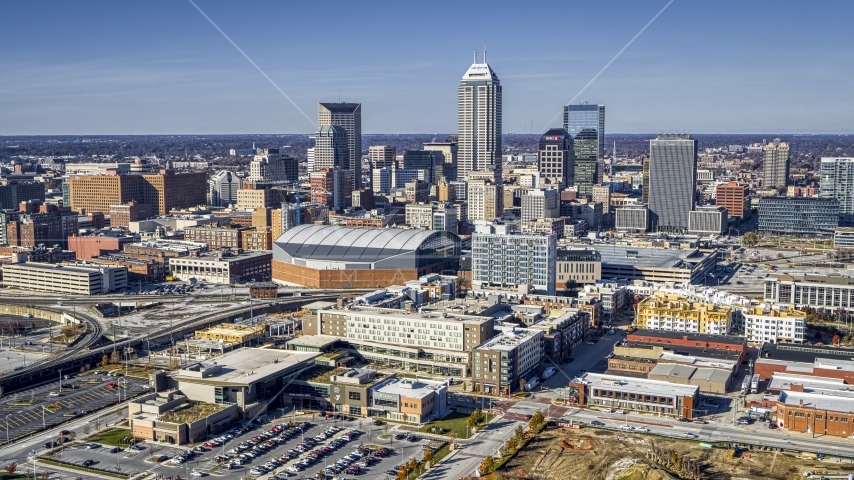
(495, 424, 843, 480)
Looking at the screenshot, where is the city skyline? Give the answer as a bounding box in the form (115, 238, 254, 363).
(1, 1, 854, 135)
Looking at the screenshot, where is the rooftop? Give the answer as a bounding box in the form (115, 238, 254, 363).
(475, 327, 542, 351)
(582, 244, 711, 269)
(172, 348, 318, 386)
(324, 306, 490, 325)
(2, 262, 121, 274)
(296, 366, 388, 387)
(771, 273, 854, 286)
(758, 343, 854, 365)
(767, 373, 849, 392)
(779, 389, 854, 413)
(287, 334, 340, 350)
(627, 328, 747, 347)
(579, 372, 699, 397)
(159, 402, 225, 424)
(374, 377, 447, 399)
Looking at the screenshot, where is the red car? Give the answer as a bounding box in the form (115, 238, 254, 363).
(346, 466, 361, 475)
(156, 456, 168, 463)
(376, 449, 389, 457)
(107, 383, 116, 388)
(203, 442, 216, 448)
(58, 430, 70, 436)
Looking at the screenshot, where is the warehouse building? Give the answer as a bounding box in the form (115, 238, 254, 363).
(272, 225, 461, 288)
(1, 262, 127, 295)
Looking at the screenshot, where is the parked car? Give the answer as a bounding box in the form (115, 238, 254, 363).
(82, 460, 95, 467)
(156, 456, 169, 463)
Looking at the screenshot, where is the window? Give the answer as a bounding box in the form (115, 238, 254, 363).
(794, 412, 805, 418)
(816, 415, 824, 420)
(348, 391, 361, 401)
(843, 418, 849, 423)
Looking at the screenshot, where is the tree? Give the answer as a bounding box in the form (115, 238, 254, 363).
(423, 447, 433, 463)
(39, 470, 50, 480)
(467, 414, 477, 429)
(833, 334, 841, 347)
(110, 350, 120, 364)
(402, 413, 409, 424)
(479, 456, 494, 474)
(4, 462, 17, 475)
(514, 426, 525, 443)
(742, 232, 757, 247)
(396, 468, 406, 480)
(506, 436, 518, 452)
(102, 354, 109, 366)
(448, 431, 457, 445)
(529, 410, 544, 431)
(519, 378, 526, 392)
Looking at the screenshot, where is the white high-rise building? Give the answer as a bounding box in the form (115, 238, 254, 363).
(520, 188, 560, 222)
(208, 170, 241, 207)
(820, 157, 854, 226)
(458, 50, 502, 183)
(471, 224, 556, 295)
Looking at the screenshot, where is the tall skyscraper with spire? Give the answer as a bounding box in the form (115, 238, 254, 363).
(457, 47, 502, 183)
(318, 102, 362, 188)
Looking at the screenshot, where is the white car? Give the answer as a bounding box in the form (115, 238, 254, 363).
(190, 472, 206, 477)
(683, 432, 698, 438)
(287, 466, 302, 473)
(48, 392, 60, 397)
(619, 425, 633, 431)
(633, 427, 649, 432)
(615, 410, 626, 415)
(585, 341, 595, 345)
(603, 408, 613, 413)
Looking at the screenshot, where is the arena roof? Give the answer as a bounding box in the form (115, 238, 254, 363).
(274, 225, 451, 263)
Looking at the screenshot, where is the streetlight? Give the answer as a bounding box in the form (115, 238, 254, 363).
(5, 414, 10, 443)
(40, 406, 46, 428)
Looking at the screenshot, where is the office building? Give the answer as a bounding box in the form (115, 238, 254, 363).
(591, 185, 611, 212)
(404, 179, 429, 204)
(472, 328, 543, 395)
(424, 140, 458, 182)
(763, 139, 790, 188)
(688, 205, 728, 235)
(306, 147, 315, 171)
(764, 273, 854, 311)
(309, 168, 352, 210)
(405, 202, 458, 232)
(615, 204, 649, 233)
(168, 249, 272, 284)
(521, 187, 560, 222)
(370, 378, 449, 424)
(67, 231, 139, 260)
(458, 52, 502, 182)
(0, 181, 45, 210)
(403, 150, 440, 185)
(580, 282, 629, 315)
(0, 204, 79, 249)
(537, 129, 574, 188)
(641, 157, 650, 203)
(241, 227, 272, 251)
(569, 372, 699, 419)
(647, 134, 697, 232)
(467, 179, 501, 221)
(68, 172, 206, 216)
(556, 248, 601, 287)
(183, 225, 249, 250)
(758, 197, 838, 236)
(248, 148, 297, 183)
(318, 103, 361, 188)
(594, 245, 716, 284)
(372, 166, 393, 193)
(715, 182, 749, 219)
(834, 228, 854, 249)
(108, 201, 150, 228)
(313, 125, 350, 171)
(149, 348, 319, 419)
(564, 102, 604, 196)
(1, 262, 127, 295)
(271, 225, 461, 288)
(471, 225, 556, 295)
(208, 171, 240, 208)
(820, 157, 854, 226)
(635, 292, 732, 335)
(369, 145, 396, 169)
(744, 306, 806, 344)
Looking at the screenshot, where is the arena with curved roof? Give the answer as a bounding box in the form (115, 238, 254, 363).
(272, 225, 461, 288)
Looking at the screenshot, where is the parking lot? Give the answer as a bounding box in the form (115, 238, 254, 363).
(0, 370, 148, 442)
(53, 414, 436, 480)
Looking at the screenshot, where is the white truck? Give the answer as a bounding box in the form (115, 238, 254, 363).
(524, 377, 540, 392)
(542, 366, 556, 380)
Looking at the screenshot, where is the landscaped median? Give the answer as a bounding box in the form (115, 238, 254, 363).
(86, 428, 136, 447)
(475, 409, 547, 477)
(36, 457, 129, 479)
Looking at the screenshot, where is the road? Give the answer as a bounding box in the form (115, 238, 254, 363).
(423, 417, 523, 480)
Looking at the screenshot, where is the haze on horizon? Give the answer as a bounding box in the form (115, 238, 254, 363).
(1, 0, 853, 136)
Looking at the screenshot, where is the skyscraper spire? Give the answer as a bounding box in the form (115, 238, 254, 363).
(473, 39, 477, 63)
(484, 38, 487, 63)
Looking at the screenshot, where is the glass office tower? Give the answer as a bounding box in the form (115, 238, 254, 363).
(563, 102, 605, 197)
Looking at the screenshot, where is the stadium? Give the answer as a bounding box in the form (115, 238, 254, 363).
(271, 225, 461, 288)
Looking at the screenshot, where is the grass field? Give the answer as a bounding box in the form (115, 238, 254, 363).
(419, 411, 495, 439)
(87, 428, 133, 446)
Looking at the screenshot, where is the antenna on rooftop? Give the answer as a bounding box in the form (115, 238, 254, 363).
(484, 38, 487, 63)
(473, 39, 477, 63)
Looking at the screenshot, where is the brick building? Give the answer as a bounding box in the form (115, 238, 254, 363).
(714, 182, 750, 219)
(183, 226, 249, 250)
(109, 201, 151, 227)
(68, 232, 140, 260)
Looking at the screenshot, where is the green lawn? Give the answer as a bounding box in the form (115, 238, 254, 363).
(419, 412, 494, 439)
(86, 428, 134, 446)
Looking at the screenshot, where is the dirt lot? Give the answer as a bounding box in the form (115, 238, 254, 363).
(495, 425, 839, 480)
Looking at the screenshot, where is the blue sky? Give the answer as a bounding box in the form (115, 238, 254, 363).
(1, 0, 853, 135)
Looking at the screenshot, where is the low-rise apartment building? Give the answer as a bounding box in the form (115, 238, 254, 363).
(635, 292, 732, 335)
(744, 306, 806, 344)
(472, 327, 543, 395)
(764, 273, 854, 311)
(168, 249, 272, 284)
